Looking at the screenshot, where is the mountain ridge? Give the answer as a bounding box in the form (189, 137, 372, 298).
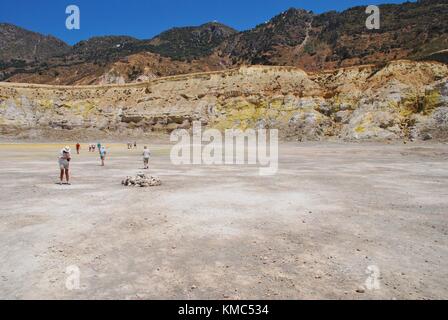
(1, 0, 448, 85)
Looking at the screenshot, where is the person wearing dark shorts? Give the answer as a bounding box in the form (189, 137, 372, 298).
(99, 146, 107, 166)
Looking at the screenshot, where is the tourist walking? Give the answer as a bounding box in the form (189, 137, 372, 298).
(142, 146, 151, 169)
(99, 145, 107, 166)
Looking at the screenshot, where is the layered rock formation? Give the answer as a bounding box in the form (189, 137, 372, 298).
(1, 60, 447, 141)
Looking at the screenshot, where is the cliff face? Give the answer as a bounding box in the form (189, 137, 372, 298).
(1, 60, 447, 141)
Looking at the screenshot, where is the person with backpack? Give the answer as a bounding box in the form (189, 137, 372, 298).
(99, 145, 107, 166)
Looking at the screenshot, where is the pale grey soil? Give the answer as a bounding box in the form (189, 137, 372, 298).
(0, 142, 447, 299)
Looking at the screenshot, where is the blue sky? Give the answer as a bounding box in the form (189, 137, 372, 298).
(0, 0, 414, 45)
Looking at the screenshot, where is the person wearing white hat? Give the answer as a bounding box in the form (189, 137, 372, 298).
(58, 146, 72, 185)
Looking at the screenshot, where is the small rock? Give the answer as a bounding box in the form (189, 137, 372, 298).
(421, 133, 433, 141)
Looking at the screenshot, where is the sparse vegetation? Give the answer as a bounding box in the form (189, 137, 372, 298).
(1, 1, 447, 84)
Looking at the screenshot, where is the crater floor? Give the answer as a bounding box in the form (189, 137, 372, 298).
(0, 142, 447, 299)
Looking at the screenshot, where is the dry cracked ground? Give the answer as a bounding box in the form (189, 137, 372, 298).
(0, 142, 447, 299)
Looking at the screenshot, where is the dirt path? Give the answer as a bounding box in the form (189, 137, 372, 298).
(295, 21, 312, 54)
(0, 142, 447, 299)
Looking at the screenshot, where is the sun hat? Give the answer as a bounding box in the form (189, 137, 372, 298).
(63, 146, 71, 153)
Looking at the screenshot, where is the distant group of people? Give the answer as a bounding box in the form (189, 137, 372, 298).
(57, 142, 150, 185)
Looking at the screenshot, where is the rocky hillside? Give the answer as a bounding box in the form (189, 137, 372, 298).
(0, 22, 235, 85)
(216, 9, 314, 65)
(1, 0, 447, 85)
(146, 22, 237, 60)
(70, 36, 143, 63)
(0, 23, 70, 63)
(217, 0, 448, 70)
(1, 60, 447, 142)
(0, 23, 70, 69)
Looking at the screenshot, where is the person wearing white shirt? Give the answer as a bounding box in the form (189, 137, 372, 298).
(58, 146, 71, 185)
(142, 146, 151, 169)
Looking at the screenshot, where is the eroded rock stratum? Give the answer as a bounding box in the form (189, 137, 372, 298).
(1, 60, 447, 141)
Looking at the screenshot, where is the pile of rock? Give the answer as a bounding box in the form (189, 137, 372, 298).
(122, 173, 162, 187)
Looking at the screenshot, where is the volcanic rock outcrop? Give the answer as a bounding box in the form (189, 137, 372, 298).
(122, 173, 162, 187)
(1, 60, 447, 141)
